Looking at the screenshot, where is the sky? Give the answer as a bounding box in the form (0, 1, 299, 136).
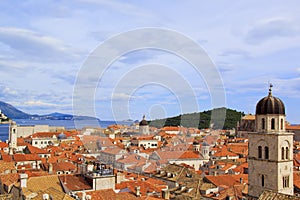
(0, 1, 300, 123)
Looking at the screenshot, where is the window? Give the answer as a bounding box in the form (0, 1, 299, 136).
(258, 146, 262, 159)
(281, 119, 284, 130)
(264, 146, 269, 159)
(285, 147, 289, 160)
(271, 118, 275, 130)
(261, 175, 265, 187)
(35, 141, 38, 145)
(262, 118, 265, 130)
(282, 147, 285, 160)
(283, 176, 289, 188)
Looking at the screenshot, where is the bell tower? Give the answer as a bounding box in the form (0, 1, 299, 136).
(248, 84, 293, 198)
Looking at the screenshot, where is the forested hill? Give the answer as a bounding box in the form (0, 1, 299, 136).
(149, 107, 245, 130)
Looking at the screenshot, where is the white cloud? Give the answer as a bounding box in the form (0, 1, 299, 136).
(0, 27, 79, 61)
(245, 18, 300, 44)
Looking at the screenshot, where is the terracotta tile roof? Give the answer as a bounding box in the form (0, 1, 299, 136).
(0, 142, 8, 148)
(227, 143, 248, 155)
(26, 144, 49, 154)
(117, 154, 146, 164)
(204, 184, 246, 200)
(31, 187, 74, 200)
(81, 189, 140, 200)
(242, 114, 255, 120)
(286, 125, 300, 130)
(178, 151, 202, 159)
(101, 147, 126, 155)
(59, 174, 92, 191)
(258, 190, 299, 200)
(212, 146, 239, 157)
(13, 153, 41, 162)
(1, 153, 13, 162)
(233, 163, 248, 174)
(22, 174, 64, 194)
(29, 132, 59, 139)
(294, 172, 300, 190)
(0, 160, 16, 173)
(0, 173, 19, 189)
(17, 138, 28, 146)
(205, 174, 248, 187)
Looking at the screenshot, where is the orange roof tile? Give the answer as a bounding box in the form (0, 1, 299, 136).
(205, 174, 248, 187)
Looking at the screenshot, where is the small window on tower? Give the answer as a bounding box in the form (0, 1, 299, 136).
(281, 118, 284, 130)
(258, 146, 262, 159)
(262, 118, 265, 130)
(283, 176, 289, 188)
(281, 147, 285, 160)
(264, 146, 269, 159)
(261, 175, 265, 187)
(286, 147, 289, 160)
(271, 118, 275, 130)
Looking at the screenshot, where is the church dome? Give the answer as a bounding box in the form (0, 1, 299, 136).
(256, 85, 285, 115)
(57, 132, 67, 139)
(139, 115, 148, 126)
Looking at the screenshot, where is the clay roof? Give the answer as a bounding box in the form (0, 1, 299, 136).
(0, 160, 16, 173)
(82, 189, 140, 200)
(0, 142, 8, 148)
(117, 154, 146, 164)
(30, 132, 59, 139)
(205, 174, 248, 187)
(13, 153, 41, 162)
(26, 144, 49, 154)
(212, 146, 239, 157)
(30, 187, 74, 200)
(59, 174, 92, 191)
(0, 173, 19, 187)
(258, 190, 299, 200)
(286, 125, 300, 130)
(22, 175, 63, 193)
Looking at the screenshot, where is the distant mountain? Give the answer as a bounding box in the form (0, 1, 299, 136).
(0, 101, 99, 120)
(0, 101, 31, 119)
(149, 107, 245, 130)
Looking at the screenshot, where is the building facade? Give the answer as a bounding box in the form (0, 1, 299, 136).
(248, 86, 294, 198)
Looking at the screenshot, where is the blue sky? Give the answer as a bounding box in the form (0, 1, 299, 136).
(0, 1, 300, 123)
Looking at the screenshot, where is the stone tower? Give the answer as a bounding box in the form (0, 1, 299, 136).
(248, 85, 293, 198)
(9, 122, 18, 155)
(139, 115, 149, 135)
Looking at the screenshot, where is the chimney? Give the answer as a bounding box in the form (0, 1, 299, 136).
(162, 188, 170, 200)
(49, 163, 53, 174)
(85, 194, 92, 200)
(135, 186, 141, 197)
(82, 192, 86, 200)
(42, 194, 49, 200)
(20, 173, 28, 188)
(240, 178, 243, 183)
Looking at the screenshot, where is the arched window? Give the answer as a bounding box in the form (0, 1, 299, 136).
(262, 118, 265, 130)
(264, 146, 269, 159)
(258, 146, 262, 159)
(281, 147, 285, 160)
(286, 147, 289, 160)
(271, 118, 275, 130)
(281, 119, 284, 130)
(261, 175, 265, 187)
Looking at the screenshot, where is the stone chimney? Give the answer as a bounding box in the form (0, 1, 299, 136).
(49, 163, 53, 174)
(240, 178, 243, 183)
(135, 186, 141, 197)
(20, 173, 28, 188)
(162, 188, 170, 200)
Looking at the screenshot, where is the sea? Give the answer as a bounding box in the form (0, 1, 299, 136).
(0, 119, 133, 142)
